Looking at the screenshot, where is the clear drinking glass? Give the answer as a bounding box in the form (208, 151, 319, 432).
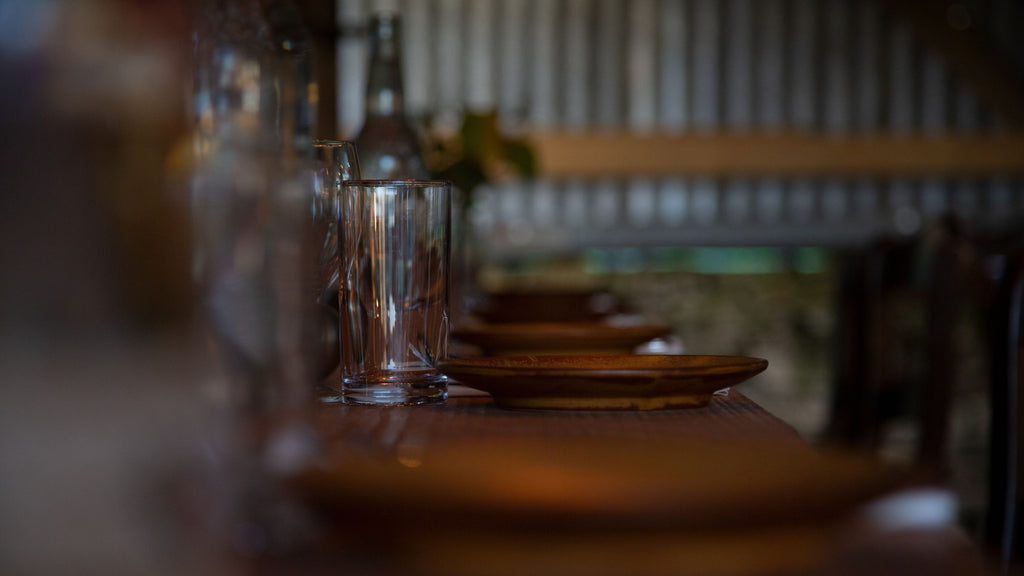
(311, 140, 359, 395)
(312, 140, 360, 308)
(338, 180, 452, 405)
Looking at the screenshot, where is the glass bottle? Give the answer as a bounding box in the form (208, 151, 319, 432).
(353, 13, 428, 179)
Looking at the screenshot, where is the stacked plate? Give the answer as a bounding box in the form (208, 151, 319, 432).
(438, 354, 767, 410)
(451, 320, 673, 357)
(448, 290, 766, 411)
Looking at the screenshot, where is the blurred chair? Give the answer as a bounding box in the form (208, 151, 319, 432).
(985, 247, 1024, 572)
(828, 219, 968, 471)
(828, 217, 1024, 571)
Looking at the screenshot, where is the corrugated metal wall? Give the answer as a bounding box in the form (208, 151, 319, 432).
(336, 0, 1024, 253)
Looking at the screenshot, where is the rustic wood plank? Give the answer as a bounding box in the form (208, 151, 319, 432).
(527, 131, 1024, 178)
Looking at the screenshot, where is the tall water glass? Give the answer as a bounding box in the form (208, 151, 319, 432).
(312, 140, 360, 307)
(338, 180, 452, 405)
(311, 140, 359, 391)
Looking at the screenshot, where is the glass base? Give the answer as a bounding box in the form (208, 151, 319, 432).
(342, 375, 448, 406)
(316, 384, 345, 404)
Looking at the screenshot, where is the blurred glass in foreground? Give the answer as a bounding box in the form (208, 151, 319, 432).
(190, 0, 325, 559)
(311, 139, 360, 394)
(0, 1, 219, 575)
(191, 0, 319, 431)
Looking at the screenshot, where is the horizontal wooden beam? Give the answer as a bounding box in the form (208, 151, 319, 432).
(527, 132, 1024, 179)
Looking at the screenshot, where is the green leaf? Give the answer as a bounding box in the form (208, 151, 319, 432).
(501, 139, 536, 177)
(439, 157, 487, 200)
(459, 112, 501, 163)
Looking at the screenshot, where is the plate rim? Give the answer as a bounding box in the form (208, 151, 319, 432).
(436, 354, 768, 410)
(438, 353, 769, 376)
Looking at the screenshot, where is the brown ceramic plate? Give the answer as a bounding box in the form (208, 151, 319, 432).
(471, 290, 620, 324)
(437, 354, 768, 410)
(451, 321, 672, 357)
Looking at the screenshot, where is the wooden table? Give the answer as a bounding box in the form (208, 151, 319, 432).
(283, 388, 988, 576)
(315, 387, 802, 447)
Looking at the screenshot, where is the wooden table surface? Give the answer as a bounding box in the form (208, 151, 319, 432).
(314, 387, 802, 447)
(268, 388, 990, 576)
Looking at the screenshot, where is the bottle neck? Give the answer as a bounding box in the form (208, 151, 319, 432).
(364, 15, 404, 118)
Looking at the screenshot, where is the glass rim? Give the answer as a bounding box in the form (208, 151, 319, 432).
(313, 139, 357, 148)
(342, 179, 452, 188)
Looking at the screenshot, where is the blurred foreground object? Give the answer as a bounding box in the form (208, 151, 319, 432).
(0, 1, 221, 575)
(290, 435, 941, 576)
(310, 139, 360, 385)
(190, 0, 326, 562)
(191, 0, 320, 426)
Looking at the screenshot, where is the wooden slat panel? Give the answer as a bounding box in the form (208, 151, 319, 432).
(592, 179, 622, 228)
(498, 0, 528, 123)
(920, 49, 948, 134)
(853, 178, 880, 221)
(532, 181, 557, 226)
(692, 177, 718, 223)
(564, 0, 592, 130)
(953, 177, 980, 216)
(466, 0, 497, 112)
(755, 0, 785, 131)
(530, 0, 559, 127)
(724, 178, 753, 222)
(658, 179, 688, 226)
(789, 0, 818, 129)
(823, 179, 848, 222)
(336, 0, 366, 138)
(595, 0, 625, 128)
(888, 178, 917, 233)
(691, 0, 720, 131)
(823, 0, 851, 134)
(790, 178, 816, 223)
(724, 0, 752, 131)
(658, 0, 688, 132)
(854, 0, 882, 131)
(756, 179, 784, 223)
(888, 20, 916, 134)
(920, 177, 947, 219)
(436, 0, 463, 120)
(402, 0, 432, 115)
(627, 179, 657, 227)
(627, 0, 657, 132)
(987, 177, 1014, 224)
(563, 180, 590, 227)
(955, 82, 981, 131)
(528, 132, 1024, 178)
(889, 0, 1024, 130)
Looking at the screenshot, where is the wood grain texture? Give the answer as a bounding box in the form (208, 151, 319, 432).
(527, 131, 1024, 178)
